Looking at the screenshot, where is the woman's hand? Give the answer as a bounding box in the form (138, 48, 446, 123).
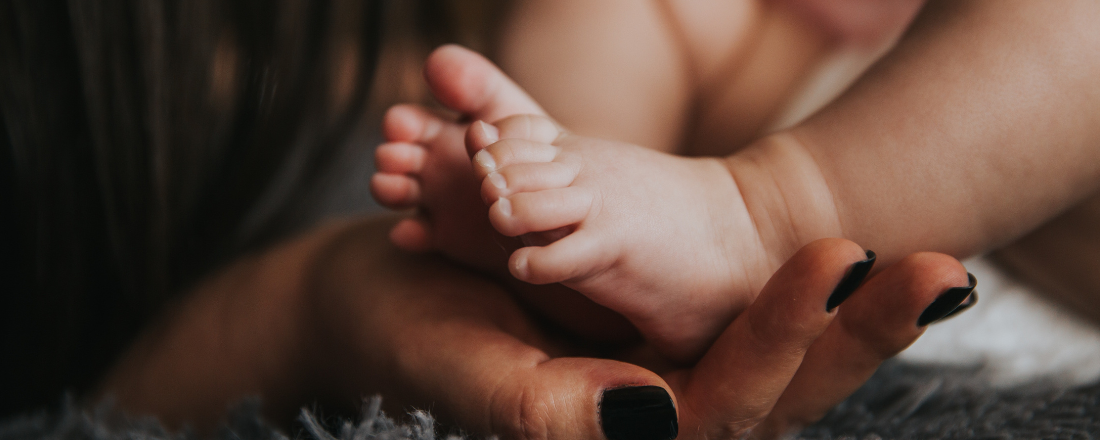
(312, 219, 973, 439)
(100, 216, 973, 439)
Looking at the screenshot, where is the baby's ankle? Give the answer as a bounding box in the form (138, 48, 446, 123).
(722, 132, 844, 276)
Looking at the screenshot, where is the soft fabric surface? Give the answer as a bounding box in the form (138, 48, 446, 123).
(900, 257, 1100, 388)
(801, 361, 1099, 439)
(3, 361, 1098, 440)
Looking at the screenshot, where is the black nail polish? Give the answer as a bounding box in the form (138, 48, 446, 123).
(918, 273, 978, 326)
(938, 290, 978, 322)
(826, 250, 877, 311)
(600, 386, 678, 440)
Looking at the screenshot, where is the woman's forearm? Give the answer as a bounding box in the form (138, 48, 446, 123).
(93, 216, 548, 432)
(782, 0, 1100, 261)
(94, 220, 356, 430)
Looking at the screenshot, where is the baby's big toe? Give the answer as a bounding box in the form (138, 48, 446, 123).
(510, 230, 615, 285)
(492, 114, 563, 143)
(465, 115, 561, 158)
(423, 45, 545, 122)
(471, 139, 560, 178)
(480, 162, 579, 204)
(489, 187, 592, 237)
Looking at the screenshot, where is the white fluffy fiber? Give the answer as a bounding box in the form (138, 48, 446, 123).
(900, 256, 1100, 387)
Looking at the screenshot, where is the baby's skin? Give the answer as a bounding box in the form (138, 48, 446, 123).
(372, 46, 835, 362)
(374, 0, 1100, 362)
(467, 115, 781, 361)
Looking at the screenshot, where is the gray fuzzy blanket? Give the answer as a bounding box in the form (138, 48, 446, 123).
(2, 361, 1098, 440)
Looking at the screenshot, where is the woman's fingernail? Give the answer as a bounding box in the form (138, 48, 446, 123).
(475, 120, 499, 143)
(938, 290, 978, 322)
(918, 273, 978, 326)
(826, 250, 876, 311)
(474, 149, 496, 171)
(600, 386, 678, 440)
(488, 172, 507, 189)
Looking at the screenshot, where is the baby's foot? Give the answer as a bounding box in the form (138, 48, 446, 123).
(371, 104, 501, 270)
(370, 45, 547, 272)
(467, 114, 776, 362)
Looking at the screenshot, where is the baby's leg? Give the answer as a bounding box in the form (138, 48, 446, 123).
(992, 192, 1100, 325)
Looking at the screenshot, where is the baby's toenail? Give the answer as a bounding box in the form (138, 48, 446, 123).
(497, 197, 512, 217)
(511, 254, 529, 279)
(474, 150, 496, 171)
(475, 120, 499, 143)
(488, 172, 507, 189)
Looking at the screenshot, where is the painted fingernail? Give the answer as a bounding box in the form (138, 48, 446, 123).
(826, 250, 876, 311)
(918, 273, 977, 326)
(488, 172, 507, 189)
(600, 386, 678, 440)
(938, 290, 978, 322)
(474, 149, 496, 171)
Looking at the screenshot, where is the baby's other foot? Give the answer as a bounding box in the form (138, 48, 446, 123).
(468, 114, 775, 363)
(370, 45, 552, 272)
(371, 104, 510, 271)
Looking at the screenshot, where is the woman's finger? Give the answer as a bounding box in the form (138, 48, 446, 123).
(666, 238, 870, 439)
(758, 252, 974, 437)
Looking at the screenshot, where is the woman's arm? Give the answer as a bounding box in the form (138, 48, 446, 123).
(94, 221, 354, 429)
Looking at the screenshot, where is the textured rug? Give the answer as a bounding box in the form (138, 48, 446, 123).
(2, 361, 1098, 440)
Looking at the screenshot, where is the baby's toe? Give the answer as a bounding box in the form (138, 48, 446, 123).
(492, 114, 563, 144)
(481, 162, 579, 204)
(510, 230, 615, 285)
(382, 104, 444, 144)
(489, 187, 592, 237)
(472, 139, 559, 178)
(370, 173, 421, 208)
(465, 115, 565, 158)
(389, 217, 433, 252)
(423, 45, 546, 123)
(375, 142, 427, 174)
(466, 120, 500, 157)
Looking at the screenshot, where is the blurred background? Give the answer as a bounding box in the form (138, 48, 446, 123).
(0, 0, 509, 417)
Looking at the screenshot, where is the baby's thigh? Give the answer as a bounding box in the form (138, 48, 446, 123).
(992, 192, 1100, 324)
(495, 0, 759, 153)
(686, 2, 857, 157)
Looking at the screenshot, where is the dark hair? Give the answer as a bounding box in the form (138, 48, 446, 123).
(0, 0, 384, 415)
